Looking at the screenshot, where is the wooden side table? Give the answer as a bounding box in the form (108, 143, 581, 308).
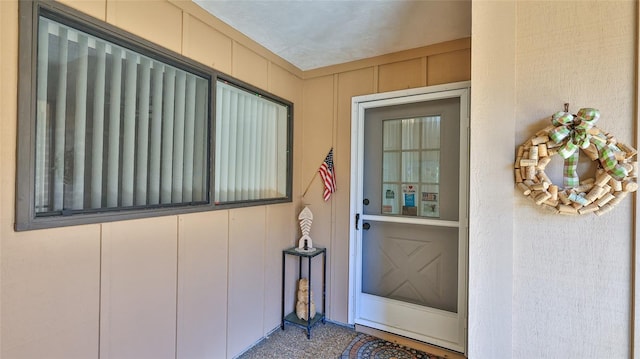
(281, 246, 326, 339)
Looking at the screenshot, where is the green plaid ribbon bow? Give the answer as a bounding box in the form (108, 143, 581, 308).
(549, 108, 600, 187)
(593, 136, 629, 182)
(549, 108, 628, 187)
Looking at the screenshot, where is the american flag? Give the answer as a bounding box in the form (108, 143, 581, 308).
(318, 148, 336, 201)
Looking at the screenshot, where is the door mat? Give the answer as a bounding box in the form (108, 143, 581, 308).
(339, 333, 446, 359)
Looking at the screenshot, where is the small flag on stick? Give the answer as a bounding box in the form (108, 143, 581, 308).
(318, 148, 336, 201)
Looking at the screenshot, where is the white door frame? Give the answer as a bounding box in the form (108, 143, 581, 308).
(348, 81, 470, 352)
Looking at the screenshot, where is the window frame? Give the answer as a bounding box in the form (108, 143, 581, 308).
(212, 74, 294, 209)
(16, 1, 293, 231)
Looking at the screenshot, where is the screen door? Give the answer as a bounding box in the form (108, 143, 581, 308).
(350, 84, 469, 353)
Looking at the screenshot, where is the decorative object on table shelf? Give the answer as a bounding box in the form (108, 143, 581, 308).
(295, 278, 316, 321)
(514, 104, 638, 215)
(281, 247, 326, 339)
(296, 206, 314, 252)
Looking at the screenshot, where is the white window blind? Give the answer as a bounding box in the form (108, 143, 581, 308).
(34, 16, 210, 214)
(215, 81, 289, 203)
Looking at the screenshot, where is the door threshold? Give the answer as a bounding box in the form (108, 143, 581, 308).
(355, 324, 466, 359)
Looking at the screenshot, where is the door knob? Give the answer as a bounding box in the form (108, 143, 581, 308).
(363, 198, 370, 205)
(362, 222, 371, 230)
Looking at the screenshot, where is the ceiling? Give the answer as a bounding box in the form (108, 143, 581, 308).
(193, 0, 471, 71)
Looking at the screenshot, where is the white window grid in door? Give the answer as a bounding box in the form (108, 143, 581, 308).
(381, 116, 441, 218)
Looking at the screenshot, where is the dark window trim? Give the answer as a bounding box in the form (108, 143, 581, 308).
(211, 74, 294, 210)
(17, 0, 217, 231)
(16, 1, 293, 231)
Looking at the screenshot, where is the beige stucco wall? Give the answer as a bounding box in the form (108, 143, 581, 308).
(469, 1, 516, 357)
(0, 0, 470, 358)
(471, 1, 636, 358)
(513, 2, 635, 357)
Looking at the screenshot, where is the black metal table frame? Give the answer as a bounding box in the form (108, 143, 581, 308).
(281, 246, 326, 339)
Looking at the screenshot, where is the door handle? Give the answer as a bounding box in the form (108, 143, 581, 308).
(362, 222, 370, 230)
(355, 213, 360, 230)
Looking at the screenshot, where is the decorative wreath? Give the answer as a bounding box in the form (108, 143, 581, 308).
(515, 106, 638, 215)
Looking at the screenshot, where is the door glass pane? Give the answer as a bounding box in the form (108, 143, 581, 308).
(401, 152, 420, 182)
(383, 120, 401, 150)
(383, 152, 400, 182)
(380, 116, 442, 218)
(401, 184, 418, 216)
(420, 184, 439, 217)
(401, 118, 420, 150)
(421, 151, 440, 183)
(421, 116, 441, 148)
(381, 183, 400, 214)
(362, 221, 458, 313)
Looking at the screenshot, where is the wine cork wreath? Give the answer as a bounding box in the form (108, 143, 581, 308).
(515, 106, 637, 215)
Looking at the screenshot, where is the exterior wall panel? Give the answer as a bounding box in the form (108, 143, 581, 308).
(2, 226, 100, 359)
(427, 49, 471, 86)
(100, 217, 178, 359)
(264, 203, 296, 334)
(177, 211, 229, 359)
(333, 67, 375, 322)
(183, 15, 233, 73)
(57, 0, 106, 21)
(227, 206, 266, 358)
(378, 58, 424, 92)
(106, 0, 183, 54)
(233, 43, 269, 89)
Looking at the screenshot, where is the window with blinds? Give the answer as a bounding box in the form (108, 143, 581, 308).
(215, 80, 291, 204)
(33, 16, 210, 215)
(16, 1, 293, 230)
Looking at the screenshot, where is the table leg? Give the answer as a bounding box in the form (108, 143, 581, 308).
(322, 251, 326, 324)
(307, 256, 311, 339)
(281, 251, 285, 330)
